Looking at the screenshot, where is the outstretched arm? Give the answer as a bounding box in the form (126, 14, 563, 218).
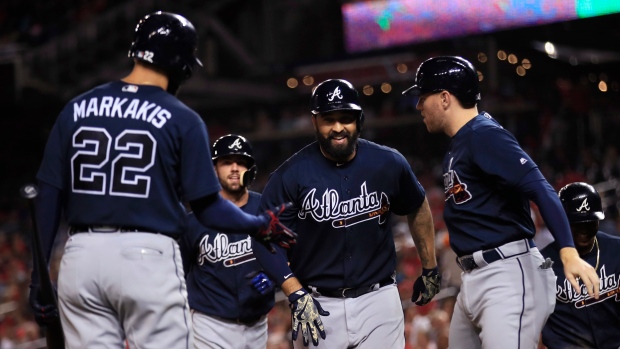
(408, 197, 441, 306)
(519, 171, 599, 299)
(190, 193, 265, 234)
(407, 197, 437, 269)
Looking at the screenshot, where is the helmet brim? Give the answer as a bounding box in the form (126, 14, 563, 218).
(568, 211, 605, 223)
(311, 103, 362, 115)
(402, 85, 421, 96)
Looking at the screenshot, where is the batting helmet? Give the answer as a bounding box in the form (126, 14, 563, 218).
(311, 79, 365, 128)
(558, 182, 605, 223)
(212, 134, 257, 187)
(402, 56, 481, 107)
(128, 11, 202, 91)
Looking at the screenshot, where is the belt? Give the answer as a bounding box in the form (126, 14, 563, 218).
(212, 314, 264, 327)
(70, 225, 159, 235)
(457, 238, 536, 272)
(310, 277, 394, 298)
(235, 315, 264, 327)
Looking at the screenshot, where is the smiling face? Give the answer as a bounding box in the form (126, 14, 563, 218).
(214, 154, 250, 195)
(416, 91, 449, 134)
(312, 110, 360, 163)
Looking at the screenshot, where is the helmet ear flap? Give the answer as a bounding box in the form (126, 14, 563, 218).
(241, 165, 257, 188)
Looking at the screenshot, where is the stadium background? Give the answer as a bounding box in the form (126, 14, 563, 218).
(1, 0, 620, 348)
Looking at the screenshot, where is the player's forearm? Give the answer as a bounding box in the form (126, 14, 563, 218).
(251, 237, 294, 287)
(518, 174, 575, 248)
(407, 197, 438, 269)
(559, 247, 580, 264)
(32, 181, 63, 284)
(190, 193, 265, 234)
(281, 277, 304, 297)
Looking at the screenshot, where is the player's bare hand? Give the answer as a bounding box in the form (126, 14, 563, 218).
(256, 203, 297, 253)
(412, 267, 441, 305)
(288, 288, 329, 346)
(560, 247, 600, 299)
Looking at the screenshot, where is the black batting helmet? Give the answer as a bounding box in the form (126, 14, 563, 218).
(311, 79, 365, 128)
(128, 12, 202, 90)
(212, 134, 257, 187)
(402, 56, 481, 107)
(558, 182, 605, 223)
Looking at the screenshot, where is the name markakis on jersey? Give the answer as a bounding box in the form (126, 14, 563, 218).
(556, 265, 620, 308)
(73, 97, 172, 128)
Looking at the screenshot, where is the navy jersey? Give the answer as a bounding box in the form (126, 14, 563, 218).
(180, 191, 274, 320)
(443, 112, 538, 256)
(259, 139, 426, 289)
(36, 81, 220, 236)
(541, 232, 620, 349)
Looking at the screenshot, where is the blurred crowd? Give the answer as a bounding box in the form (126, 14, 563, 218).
(0, 0, 120, 47)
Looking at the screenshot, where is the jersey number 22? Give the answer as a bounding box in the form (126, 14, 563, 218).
(71, 126, 156, 198)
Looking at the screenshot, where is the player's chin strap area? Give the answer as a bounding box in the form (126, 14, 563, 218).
(307, 275, 395, 298)
(456, 238, 536, 272)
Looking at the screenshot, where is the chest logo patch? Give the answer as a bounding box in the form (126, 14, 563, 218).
(444, 157, 472, 204)
(298, 181, 390, 228)
(198, 233, 255, 267)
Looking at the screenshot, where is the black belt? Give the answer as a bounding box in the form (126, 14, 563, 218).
(213, 314, 264, 327)
(311, 277, 394, 298)
(457, 239, 536, 272)
(70, 225, 159, 235)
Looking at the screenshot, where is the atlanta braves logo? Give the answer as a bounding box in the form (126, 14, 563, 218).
(443, 157, 472, 204)
(327, 87, 343, 101)
(576, 198, 590, 212)
(298, 182, 390, 228)
(198, 233, 255, 267)
(228, 137, 244, 150)
(555, 265, 620, 308)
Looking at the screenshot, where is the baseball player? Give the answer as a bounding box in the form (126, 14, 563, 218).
(541, 182, 620, 349)
(252, 79, 441, 348)
(180, 134, 276, 349)
(28, 12, 295, 349)
(402, 56, 600, 349)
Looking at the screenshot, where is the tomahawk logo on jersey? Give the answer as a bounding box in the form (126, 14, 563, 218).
(443, 157, 472, 204)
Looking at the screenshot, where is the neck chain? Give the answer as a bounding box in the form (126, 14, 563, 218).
(594, 237, 600, 271)
(589, 237, 600, 271)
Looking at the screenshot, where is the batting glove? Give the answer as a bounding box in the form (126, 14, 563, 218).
(412, 267, 441, 306)
(28, 284, 59, 327)
(256, 203, 297, 253)
(288, 288, 330, 347)
(246, 271, 275, 295)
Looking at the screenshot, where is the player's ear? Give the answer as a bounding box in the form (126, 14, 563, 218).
(441, 91, 450, 108)
(311, 114, 318, 130)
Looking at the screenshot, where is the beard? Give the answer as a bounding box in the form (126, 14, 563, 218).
(316, 129, 360, 163)
(220, 177, 245, 195)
